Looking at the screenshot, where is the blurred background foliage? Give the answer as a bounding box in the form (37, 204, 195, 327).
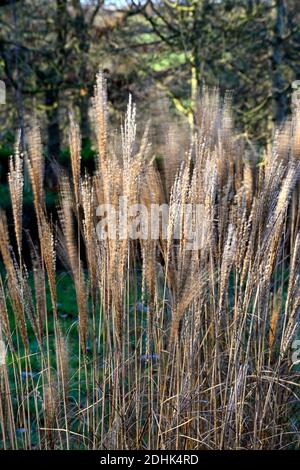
(0, 0, 300, 193)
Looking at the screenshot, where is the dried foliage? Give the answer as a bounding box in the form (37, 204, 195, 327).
(0, 72, 300, 449)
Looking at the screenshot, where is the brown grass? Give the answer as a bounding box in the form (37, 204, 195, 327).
(0, 71, 300, 449)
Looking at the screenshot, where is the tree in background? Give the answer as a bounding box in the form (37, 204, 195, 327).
(126, 0, 300, 145)
(0, 0, 300, 162)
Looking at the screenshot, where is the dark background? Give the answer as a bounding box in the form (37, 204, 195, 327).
(0, 0, 300, 204)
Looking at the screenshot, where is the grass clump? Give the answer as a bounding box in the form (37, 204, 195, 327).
(0, 74, 300, 450)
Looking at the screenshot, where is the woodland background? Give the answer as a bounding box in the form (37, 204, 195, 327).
(1, 0, 300, 170)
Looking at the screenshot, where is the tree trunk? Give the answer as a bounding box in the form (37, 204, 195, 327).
(45, 87, 60, 158)
(79, 92, 90, 145)
(72, 0, 91, 144)
(272, 0, 288, 124)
